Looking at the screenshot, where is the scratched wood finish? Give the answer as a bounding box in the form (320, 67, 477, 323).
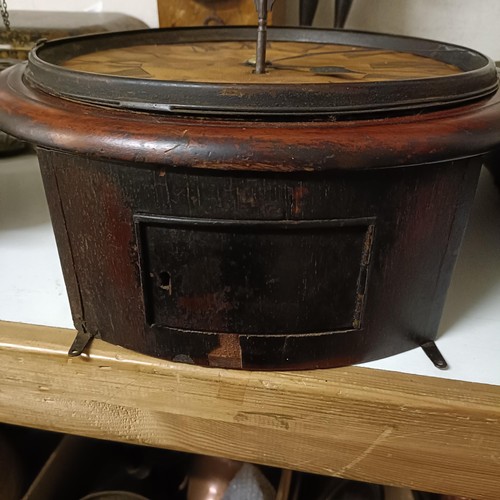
(63, 41, 460, 84)
(0, 321, 499, 499)
(1, 64, 500, 171)
(158, 0, 263, 28)
(38, 148, 480, 369)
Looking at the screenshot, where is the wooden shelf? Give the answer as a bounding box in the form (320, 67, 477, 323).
(1, 320, 499, 499)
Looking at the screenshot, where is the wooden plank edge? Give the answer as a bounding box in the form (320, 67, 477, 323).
(0, 320, 499, 499)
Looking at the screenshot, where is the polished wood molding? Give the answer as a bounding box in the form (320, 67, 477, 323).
(2, 64, 500, 172)
(0, 320, 499, 498)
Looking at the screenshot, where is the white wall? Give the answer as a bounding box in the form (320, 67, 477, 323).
(9, 0, 159, 29)
(348, 0, 500, 60)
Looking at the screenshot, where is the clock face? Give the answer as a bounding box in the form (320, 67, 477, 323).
(62, 40, 461, 85)
(26, 27, 496, 116)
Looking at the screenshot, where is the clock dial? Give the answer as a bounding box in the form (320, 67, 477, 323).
(26, 27, 496, 116)
(63, 40, 461, 85)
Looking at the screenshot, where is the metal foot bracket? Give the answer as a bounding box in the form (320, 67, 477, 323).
(421, 341, 448, 370)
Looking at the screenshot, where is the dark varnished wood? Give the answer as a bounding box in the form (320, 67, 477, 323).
(37, 149, 481, 369)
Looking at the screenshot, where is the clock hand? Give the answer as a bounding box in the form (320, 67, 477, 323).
(246, 58, 366, 77)
(308, 65, 366, 77)
(269, 49, 392, 66)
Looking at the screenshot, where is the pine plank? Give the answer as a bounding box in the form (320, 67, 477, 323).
(0, 320, 499, 499)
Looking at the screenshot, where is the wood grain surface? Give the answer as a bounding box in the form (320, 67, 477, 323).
(0, 320, 499, 499)
(158, 0, 263, 28)
(63, 41, 461, 84)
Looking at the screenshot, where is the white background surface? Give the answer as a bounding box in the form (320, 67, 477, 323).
(0, 152, 499, 385)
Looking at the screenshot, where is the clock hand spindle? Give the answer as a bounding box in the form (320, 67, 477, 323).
(254, 0, 276, 74)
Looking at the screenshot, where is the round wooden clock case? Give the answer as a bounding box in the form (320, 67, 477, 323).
(1, 27, 500, 369)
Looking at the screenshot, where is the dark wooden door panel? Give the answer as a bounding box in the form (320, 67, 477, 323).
(136, 216, 375, 334)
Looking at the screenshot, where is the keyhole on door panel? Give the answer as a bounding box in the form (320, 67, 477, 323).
(158, 271, 172, 295)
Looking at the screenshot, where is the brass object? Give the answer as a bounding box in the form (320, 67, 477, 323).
(0, 0, 33, 60)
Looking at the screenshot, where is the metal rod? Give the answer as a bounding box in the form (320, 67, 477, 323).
(255, 0, 269, 74)
(253, 0, 275, 74)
